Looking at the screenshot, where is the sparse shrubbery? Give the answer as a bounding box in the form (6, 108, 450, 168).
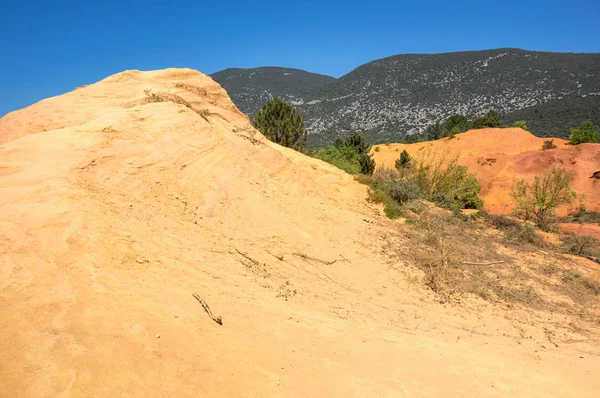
(542, 139, 558, 150)
(359, 151, 483, 218)
(480, 211, 542, 246)
(144, 89, 193, 109)
(569, 120, 599, 145)
(560, 233, 599, 257)
(510, 166, 577, 229)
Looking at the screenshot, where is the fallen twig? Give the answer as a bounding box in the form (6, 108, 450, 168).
(462, 260, 506, 266)
(192, 293, 223, 325)
(235, 248, 259, 265)
(585, 256, 600, 264)
(292, 252, 345, 265)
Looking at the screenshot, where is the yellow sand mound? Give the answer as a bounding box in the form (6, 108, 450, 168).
(1, 70, 599, 397)
(372, 128, 600, 214)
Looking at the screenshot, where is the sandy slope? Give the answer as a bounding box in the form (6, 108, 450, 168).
(1, 69, 599, 397)
(372, 129, 600, 214)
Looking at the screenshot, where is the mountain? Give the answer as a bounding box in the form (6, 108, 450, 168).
(502, 94, 600, 138)
(213, 49, 600, 146)
(210, 67, 336, 117)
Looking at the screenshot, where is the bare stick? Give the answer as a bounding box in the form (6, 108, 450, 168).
(462, 261, 506, 266)
(235, 248, 259, 265)
(192, 293, 223, 325)
(292, 252, 344, 265)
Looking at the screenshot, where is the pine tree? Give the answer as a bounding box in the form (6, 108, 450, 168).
(343, 132, 369, 154)
(253, 98, 307, 151)
(395, 150, 411, 170)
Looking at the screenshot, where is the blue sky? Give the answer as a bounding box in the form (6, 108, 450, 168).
(2, 0, 599, 116)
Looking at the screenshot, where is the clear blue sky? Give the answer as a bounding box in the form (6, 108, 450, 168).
(2, 0, 599, 116)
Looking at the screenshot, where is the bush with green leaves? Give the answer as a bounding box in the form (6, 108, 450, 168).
(253, 98, 307, 150)
(311, 145, 362, 174)
(310, 132, 375, 175)
(513, 120, 528, 130)
(411, 153, 483, 210)
(510, 166, 577, 228)
(569, 120, 599, 145)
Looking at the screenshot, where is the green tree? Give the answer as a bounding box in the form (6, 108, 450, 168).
(472, 110, 501, 129)
(359, 154, 375, 175)
(569, 120, 599, 145)
(444, 114, 469, 133)
(425, 122, 445, 141)
(510, 166, 577, 228)
(253, 98, 307, 150)
(513, 120, 528, 130)
(343, 131, 370, 154)
(395, 150, 412, 171)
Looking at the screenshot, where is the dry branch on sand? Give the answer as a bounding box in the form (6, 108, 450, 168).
(192, 293, 222, 325)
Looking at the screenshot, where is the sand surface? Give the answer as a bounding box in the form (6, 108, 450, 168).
(1, 69, 599, 397)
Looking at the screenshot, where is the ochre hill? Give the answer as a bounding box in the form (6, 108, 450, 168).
(1, 70, 599, 397)
(372, 128, 600, 214)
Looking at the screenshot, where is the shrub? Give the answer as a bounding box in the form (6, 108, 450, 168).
(412, 153, 483, 210)
(311, 132, 374, 175)
(542, 139, 557, 150)
(253, 98, 307, 151)
(560, 233, 599, 256)
(510, 166, 577, 228)
(514, 120, 528, 130)
(311, 145, 362, 174)
(569, 120, 599, 145)
(502, 222, 541, 245)
(384, 199, 404, 219)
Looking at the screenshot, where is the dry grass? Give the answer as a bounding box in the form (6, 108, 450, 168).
(174, 82, 208, 97)
(144, 89, 193, 109)
(197, 108, 212, 122)
(387, 203, 600, 327)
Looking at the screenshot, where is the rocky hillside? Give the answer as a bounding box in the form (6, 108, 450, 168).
(210, 67, 335, 117)
(213, 49, 600, 146)
(502, 94, 600, 138)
